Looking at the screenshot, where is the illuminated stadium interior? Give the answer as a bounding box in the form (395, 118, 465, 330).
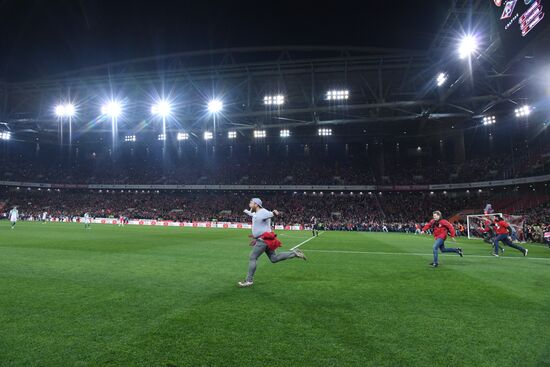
(1, 1, 550, 366)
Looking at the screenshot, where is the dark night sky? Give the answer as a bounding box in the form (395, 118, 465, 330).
(0, 0, 449, 81)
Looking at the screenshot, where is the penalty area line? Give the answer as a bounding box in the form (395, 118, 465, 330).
(290, 232, 324, 251)
(303, 249, 550, 261)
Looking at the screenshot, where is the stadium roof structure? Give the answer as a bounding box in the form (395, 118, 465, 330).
(0, 0, 548, 141)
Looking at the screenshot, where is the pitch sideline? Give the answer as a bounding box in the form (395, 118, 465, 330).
(290, 232, 325, 251)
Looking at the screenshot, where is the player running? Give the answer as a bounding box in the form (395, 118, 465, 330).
(422, 210, 463, 268)
(41, 211, 48, 223)
(83, 212, 91, 230)
(491, 215, 528, 257)
(238, 198, 306, 288)
(9, 206, 19, 229)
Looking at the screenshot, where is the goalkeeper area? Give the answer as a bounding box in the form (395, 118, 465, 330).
(1, 222, 550, 367)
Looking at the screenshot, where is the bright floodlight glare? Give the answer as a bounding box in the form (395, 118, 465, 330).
(458, 35, 478, 59)
(280, 129, 290, 138)
(318, 128, 332, 136)
(228, 131, 237, 139)
(157, 134, 166, 141)
(0, 131, 10, 140)
(482, 115, 496, 125)
(207, 99, 223, 113)
(55, 104, 66, 117)
(177, 132, 189, 141)
(436, 73, 448, 87)
(203, 131, 213, 140)
(253, 130, 266, 138)
(326, 90, 349, 101)
(124, 135, 136, 142)
(515, 105, 531, 117)
(55, 103, 76, 117)
(101, 101, 122, 118)
(64, 103, 76, 117)
(151, 100, 172, 117)
(264, 95, 285, 106)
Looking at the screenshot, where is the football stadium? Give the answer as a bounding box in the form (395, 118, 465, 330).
(1, 1, 550, 366)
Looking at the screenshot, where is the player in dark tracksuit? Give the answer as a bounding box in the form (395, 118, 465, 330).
(422, 211, 464, 267)
(311, 216, 319, 237)
(492, 216, 528, 257)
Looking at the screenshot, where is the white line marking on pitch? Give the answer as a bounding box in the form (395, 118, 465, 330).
(290, 232, 324, 251)
(278, 233, 312, 239)
(304, 249, 550, 261)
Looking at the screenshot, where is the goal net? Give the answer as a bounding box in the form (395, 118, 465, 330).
(466, 213, 525, 240)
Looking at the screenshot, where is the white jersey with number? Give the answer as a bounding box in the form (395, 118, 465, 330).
(9, 209, 19, 222)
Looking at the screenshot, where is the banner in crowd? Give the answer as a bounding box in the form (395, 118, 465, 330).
(88, 218, 304, 231)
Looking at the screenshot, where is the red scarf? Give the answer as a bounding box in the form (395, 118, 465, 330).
(249, 231, 282, 251)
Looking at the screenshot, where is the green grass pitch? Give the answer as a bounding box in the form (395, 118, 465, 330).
(1, 221, 550, 367)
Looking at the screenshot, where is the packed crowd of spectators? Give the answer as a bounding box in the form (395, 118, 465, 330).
(2, 189, 548, 244)
(1, 147, 549, 186)
(521, 202, 550, 243)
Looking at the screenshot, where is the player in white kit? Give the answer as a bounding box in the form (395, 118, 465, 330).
(83, 212, 91, 230)
(9, 207, 19, 229)
(42, 211, 48, 223)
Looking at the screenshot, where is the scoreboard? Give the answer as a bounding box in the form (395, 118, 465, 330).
(492, 0, 547, 59)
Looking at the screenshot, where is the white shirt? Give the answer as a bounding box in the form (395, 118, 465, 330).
(9, 209, 18, 221)
(245, 208, 274, 238)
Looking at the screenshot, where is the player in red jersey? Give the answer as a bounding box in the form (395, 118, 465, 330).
(422, 211, 463, 268)
(491, 215, 528, 257)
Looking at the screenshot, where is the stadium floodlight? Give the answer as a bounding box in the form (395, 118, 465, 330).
(203, 131, 213, 140)
(207, 99, 223, 113)
(458, 35, 478, 59)
(436, 73, 448, 87)
(151, 100, 172, 117)
(253, 130, 266, 138)
(326, 90, 349, 101)
(55, 104, 66, 117)
(228, 131, 237, 139)
(124, 135, 136, 142)
(64, 103, 76, 117)
(157, 134, 166, 141)
(482, 115, 496, 125)
(264, 95, 285, 106)
(514, 105, 531, 117)
(0, 131, 10, 140)
(101, 101, 122, 118)
(280, 129, 290, 138)
(318, 128, 332, 136)
(54, 103, 76, 118)
(177, 132, 189, 141)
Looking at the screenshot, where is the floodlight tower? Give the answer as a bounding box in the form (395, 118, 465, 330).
(101, 101, 122, 152)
